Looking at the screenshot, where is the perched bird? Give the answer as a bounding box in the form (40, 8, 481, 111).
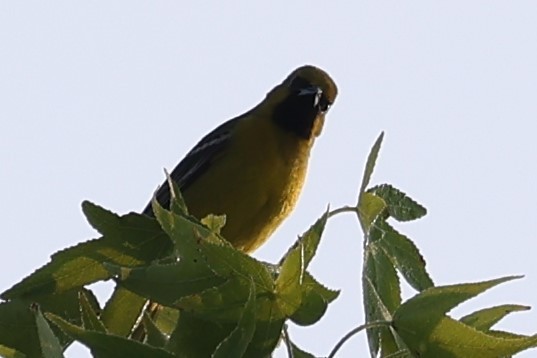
(144, 65, 337, 253)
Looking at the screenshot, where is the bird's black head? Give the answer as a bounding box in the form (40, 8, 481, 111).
(270, 65, 338, 139)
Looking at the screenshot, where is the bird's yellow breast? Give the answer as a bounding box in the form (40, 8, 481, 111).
(182, 115, 314, 252)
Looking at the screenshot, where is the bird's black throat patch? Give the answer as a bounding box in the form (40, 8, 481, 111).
(272, 92, 321, 140)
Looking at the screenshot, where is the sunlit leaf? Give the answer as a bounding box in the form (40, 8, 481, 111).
(460, 304, 530, 332)
(392, 276, 537, 357)
(368, 184, 426, 222)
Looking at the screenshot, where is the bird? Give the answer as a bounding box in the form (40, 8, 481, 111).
(143, 65, 337, 253)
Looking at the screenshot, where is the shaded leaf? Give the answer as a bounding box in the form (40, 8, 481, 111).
(100, 286, 145, 337)
(0, 344, 26, 358)
(363, 242, 401, 357)
(33, 305, 63, 358)
(212, 281, 256, 358)
(46, 313, 174, 358)
(79, 290, 106, 333)
(141, 313, 168, 348)
(290, 272, 339, 326)
(109, 261, 225, 307)
(371, 220, 433, 291)
(166, 310, 234, 358)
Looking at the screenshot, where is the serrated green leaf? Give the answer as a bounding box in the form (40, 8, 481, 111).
(45, 313, 174, 358)
(372, 220, 433, 291)
(245, 319, 284, 357)
(201, 214, 227, 234)
(165, 169, 189, 216)
(152, 306, 180, 336)
(0, 301, 42, 357)
(392, 276, 536, 357)
(152, 196, 226, 260)
(460, 304, 530, 332)
(359, 132, 384, 197)
(109, 261, 225, 307)
(79, 290, 106, 333)
(166, 310, 234, 357)
(288, 340, 317, 358)
(358, 192, 387, 232)
(33, 305, 63, 358)
(212, 281, 256, 358)
(100, 286, 146, 337)
(368, 184, 426, 222)
(175, 278, 253, 322)
(153, 200, 275, 297)
(290, 272, 339, 326)
(363, 242, 401, 357)
(395, 312, 537, 357)
(394, 276, 522, 324)
(141, 313, 168, 348)
(279, 209, 329, 270)
(2, 203, 172, 300)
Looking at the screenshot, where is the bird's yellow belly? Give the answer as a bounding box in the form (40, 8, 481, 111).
(183, 131, 310, 252)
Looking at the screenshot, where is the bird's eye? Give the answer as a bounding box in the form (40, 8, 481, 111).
(318, 95, 331, 112)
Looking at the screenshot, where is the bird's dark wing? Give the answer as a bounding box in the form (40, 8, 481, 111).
(143, 117, 240, 216)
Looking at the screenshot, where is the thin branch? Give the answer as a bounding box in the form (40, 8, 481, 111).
(327, 205, 358, 218)
(328, 321, 390, 358)
(282, 324, 294, 358)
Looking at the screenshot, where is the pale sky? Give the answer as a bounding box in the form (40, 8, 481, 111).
(1, 2, 537, 357)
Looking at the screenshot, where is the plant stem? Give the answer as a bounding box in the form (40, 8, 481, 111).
(327, 321, 390, 358)
(327, 205, 357, 218)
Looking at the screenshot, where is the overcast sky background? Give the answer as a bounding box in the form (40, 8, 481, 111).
(1, 2, 537, 357)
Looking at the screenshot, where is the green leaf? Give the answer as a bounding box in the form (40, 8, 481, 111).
(358, 192, 387, 232)
(394, 276, 522, 323)
(109, 261, 225, 307)
(45, 313, 174, 358)
(166, 310, 234, 358)
(33, 305, 63, 358)
(2, 203, 172, 300)
(289, 341, 317, 358)
(153, 200, 274, 294)
(279, 209, 329, 269)
(164, 169, 189, 216)
(392, 276, 537, 357)
(79, 290, 106, 333)
(152, 306, 180, 336)
(362, 242, 401, 357)
(141, 313, 168, 348)
(201, 214, 227, 234)
(371, 220, 433, 291)
(0, 300, 70, 358)
(460, 304, 530, 332)
(212, 281, 256, 358)
(175, 278, 252, 322)
(290, 272, 339, 326)
(368, 184, 426, 222)
(0, 344, 26, 358)
(358, 132, 384, 197)
(100, 286, 146, 337)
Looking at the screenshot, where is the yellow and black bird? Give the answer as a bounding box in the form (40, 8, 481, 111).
(143, 65, 337, 253)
